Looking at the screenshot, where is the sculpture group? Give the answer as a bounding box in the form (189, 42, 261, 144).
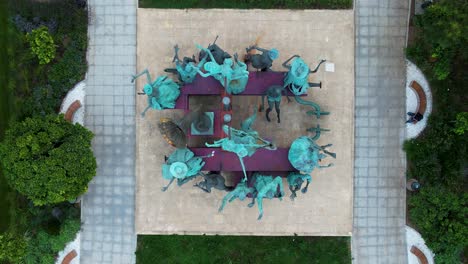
(133, 36, 336, 220)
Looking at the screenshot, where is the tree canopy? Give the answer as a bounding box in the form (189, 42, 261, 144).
(0, 114, 96, 205)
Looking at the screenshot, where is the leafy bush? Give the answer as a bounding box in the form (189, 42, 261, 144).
(12, 14, 58, 34)
(403, 114, 467, 188)
(407, 0, 468, 80)
(27, 26, 56, 65)
(48, 44, 87, 90)
(0, 231, 27, 263)
(453, 112, 468, 135)
(24, 218, 81, 264)
(409, 187, 468, 263)
(0, 114, 96, 206)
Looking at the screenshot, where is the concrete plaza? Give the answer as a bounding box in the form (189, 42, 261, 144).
(135, 9, 354, 236)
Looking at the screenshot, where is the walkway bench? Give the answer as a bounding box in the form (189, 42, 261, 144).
(64, 100, 82, 122)
(191, 147, 295, 172)
(409, 80, 427, 123)
(61, 249, 77, 264)
(410, 246, 428, 264)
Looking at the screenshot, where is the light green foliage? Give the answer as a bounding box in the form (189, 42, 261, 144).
(0, 231, 27, 263)
(453, 112, 468, 135)
(409, 187, 468, 263)
(27, 26, 56, 65)
(0, 114, 96, 206)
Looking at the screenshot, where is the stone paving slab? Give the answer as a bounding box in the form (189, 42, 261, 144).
(352, 0, 409, 263)
(81, 0, 137, 263)
(135, 9, 354, 236)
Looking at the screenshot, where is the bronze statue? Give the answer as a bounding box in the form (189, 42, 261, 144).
(259, 85, 291, 123)
(198, 36, 231, 65)
(245, 45, 279, 71)
(194, 172, 234, 193)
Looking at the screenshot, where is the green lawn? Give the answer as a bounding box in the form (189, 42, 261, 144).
(136, 235, 351, 264)
(139, 0, 352, 9)
(0, 0, 15, 233)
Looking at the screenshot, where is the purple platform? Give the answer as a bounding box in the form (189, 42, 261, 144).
(175, 71, 301, 109)
(191, 147, 295, 172)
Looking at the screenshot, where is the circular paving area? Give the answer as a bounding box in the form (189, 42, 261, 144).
(406, 60, 432, 139)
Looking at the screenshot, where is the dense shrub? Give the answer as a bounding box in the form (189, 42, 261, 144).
(48, 45, 87, 90)
(453, 112, 468, 135)
(12, 14, 57, 34)
(24, 218, 81, 264)
(0, 114, 96, 206)
(407, 0, 468, 80)
(409, 187, 468, 263)
(27, 26, 56, 65)
(405, 0, 468, 262)
(0, 231, 27, 263)
(6, 0, 88, 119)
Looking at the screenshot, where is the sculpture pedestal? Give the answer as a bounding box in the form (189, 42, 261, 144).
(190, 112, 214, 136)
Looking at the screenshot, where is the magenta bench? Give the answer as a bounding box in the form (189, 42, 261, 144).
(191, 147, 295, 172)
(175, 71, 302, 110)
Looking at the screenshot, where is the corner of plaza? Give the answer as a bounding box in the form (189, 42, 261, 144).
(1, 0, 466, 264)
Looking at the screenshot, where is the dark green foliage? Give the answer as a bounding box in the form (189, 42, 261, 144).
(405, 0, 468, 262)
(403, 114, 467, 189)
(6, 0, 88, 118)
(48, 45, 87, 90)
(139, 0, 352, 9)
(453, 112, 468, 135)
(409, 187, 468, 264)
(0, 114, 96, 206)
(137, 235, 351, 264)
(407, 0, 468, 80)
(0, 230, 27, 263)
(24, 218, 81, 264)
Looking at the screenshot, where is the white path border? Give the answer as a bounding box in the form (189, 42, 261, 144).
(406, 225, 435, 264)
(55, 232, 80, 264)
(60, 81, 86, 125)
(406, 60, 432, 139)
(56, 80, 85, 263)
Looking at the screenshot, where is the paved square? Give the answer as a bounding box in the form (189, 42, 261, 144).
(136, 9, 354, 235)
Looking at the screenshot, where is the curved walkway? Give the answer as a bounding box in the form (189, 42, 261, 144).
(81, 0, 137, 263)
(353, 0, 409, 263)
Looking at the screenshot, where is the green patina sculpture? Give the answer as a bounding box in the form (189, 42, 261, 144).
(194, 172, 234, 193)
(287, 172, 311, 200)
(282, 55, 325, 95)
(245, 45, 279, 71)
(164, 45, 208, 84)
(259, 85, 291, 123)
(294, 95, 330, 119)
(250, 173, 285, 220)
(288, 135, 336, 174)
(206, 110, 275, 181)
(197, 44, 249, 94)
(132, 69, 180, 116)
(198, 35, 231, 65)
(228, 53, 249, 94)
(161, 148, 214, 191)
(218, 179, 255, 212)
